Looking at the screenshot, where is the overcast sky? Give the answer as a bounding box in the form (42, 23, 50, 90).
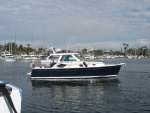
(0, 0, 150, 51)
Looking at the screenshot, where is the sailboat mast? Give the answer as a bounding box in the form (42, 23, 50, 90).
(15, 29, 16, 54)
(11, 42, 12, 54)
(32, 34, 34, 49)
(9, 42, 10, 53)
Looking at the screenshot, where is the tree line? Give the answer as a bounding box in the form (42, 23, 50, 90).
(0, 42, 150, 56)
(1, 42, 45, 55)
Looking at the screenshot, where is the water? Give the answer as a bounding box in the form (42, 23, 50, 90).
(0, 59, 150, 113)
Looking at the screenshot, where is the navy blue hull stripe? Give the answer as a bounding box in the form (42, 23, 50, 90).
(31, 65, 121, 79)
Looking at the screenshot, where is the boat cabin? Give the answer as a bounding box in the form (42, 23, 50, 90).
(48, 53, 82, 62)
(44, 53, 105, 68)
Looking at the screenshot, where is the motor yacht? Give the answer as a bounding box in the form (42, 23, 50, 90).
(30, 52, 126, 80)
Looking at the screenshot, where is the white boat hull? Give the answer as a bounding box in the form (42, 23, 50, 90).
(0, 81, 22, 113)
(5, 59, 16, 62)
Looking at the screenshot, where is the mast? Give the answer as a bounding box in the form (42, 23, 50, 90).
(9, 42, 10, 53)
(11, 42, 12, 54)
(32, 33, 35, 54)
(15, 29, 16, 54)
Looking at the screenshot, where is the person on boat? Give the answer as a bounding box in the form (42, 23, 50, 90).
(30, 61, 35, 68)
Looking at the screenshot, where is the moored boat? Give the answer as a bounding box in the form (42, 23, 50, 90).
(0, 51, 16, 61)
(5, 58, 16, 62)
(19, 54, 31, 60)
(30, 52, 126, 80)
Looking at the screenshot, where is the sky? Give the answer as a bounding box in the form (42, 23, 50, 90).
(0, 0, 150, 51)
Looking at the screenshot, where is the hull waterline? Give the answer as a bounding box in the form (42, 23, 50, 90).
(31, 65, 121, 80)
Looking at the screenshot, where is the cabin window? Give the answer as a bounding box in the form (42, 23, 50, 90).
(49, 55, 59, 63)
(74, 54, 83, 61)
(60, 55, 76, 61)
(48, 55, 59, 59)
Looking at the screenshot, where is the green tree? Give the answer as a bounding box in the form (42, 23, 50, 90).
(123, 43, 129, 56)
(82, 48, 87, 54)
(27, 44, 30, 55)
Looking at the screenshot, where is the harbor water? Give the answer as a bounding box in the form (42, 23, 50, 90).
(0, 58, 150, 113)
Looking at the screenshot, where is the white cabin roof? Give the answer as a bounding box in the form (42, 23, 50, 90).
(50, 53, 79, 56)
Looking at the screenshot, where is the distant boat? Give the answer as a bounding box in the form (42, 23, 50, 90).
(0, 81, 22, 113)
(30, 55, 40, 60)
(84, 54, 95, 60)
(19, 55, 31, 60)
(125, 55, 133, 59)
(5, 58, 16, 62)
(0, 51, 16, 61)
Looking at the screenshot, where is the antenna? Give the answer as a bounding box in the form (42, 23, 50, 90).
(50, 46, 56, 54)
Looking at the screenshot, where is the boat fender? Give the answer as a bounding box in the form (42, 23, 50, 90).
(30, 62, 35, 68)
(83, 62, 88, 67)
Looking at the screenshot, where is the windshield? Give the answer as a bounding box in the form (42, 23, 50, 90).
(74, 54, 83, 61)
(60, 55, 76, 61)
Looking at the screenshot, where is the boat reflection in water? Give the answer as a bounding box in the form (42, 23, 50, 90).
(30, 78, 121, 113)
(31, 78, 120, 87)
